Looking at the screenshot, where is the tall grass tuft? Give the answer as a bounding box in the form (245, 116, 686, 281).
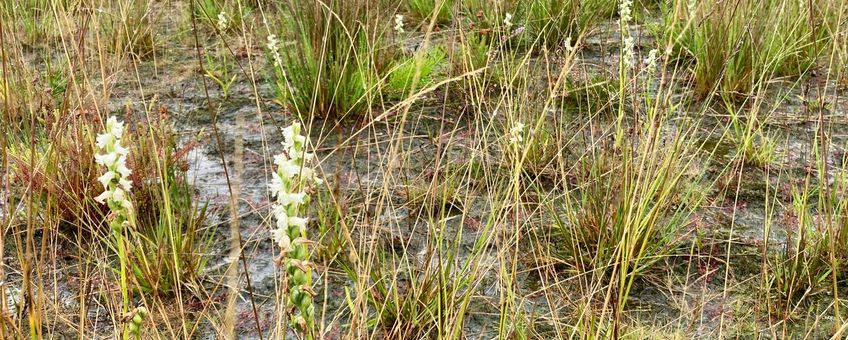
(270, 0, 398, 119)
(124, 113, 210, 296)
(663, 0, 836, 98)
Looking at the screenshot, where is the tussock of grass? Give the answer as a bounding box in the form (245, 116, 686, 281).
(663, 0, 840, 99)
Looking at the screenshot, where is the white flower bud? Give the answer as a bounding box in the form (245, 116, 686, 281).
(106, 116, 124, 138)
(278, 192, 306, 206)
(98, 171, 115, 188)
(119, 178, 133, 191)
(217, 11, 229, 31)
(115, 162, 132, 179)
(96, 133, 116, 149)
(273, 228, 292, 252)
(288, 216, 308, 233)
(508, 122, 525, 144)
(275, 156, 302, 179)
(269, 172, 287, 198)
(95, 190, 111, 204)
(95, 153, 118, 167)
(394, 15, 405, 33)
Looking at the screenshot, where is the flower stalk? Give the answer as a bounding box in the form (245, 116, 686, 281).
(615, 0, 635, 148)
(270, 122, 322, 338)
(94, 116, 135, 340)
